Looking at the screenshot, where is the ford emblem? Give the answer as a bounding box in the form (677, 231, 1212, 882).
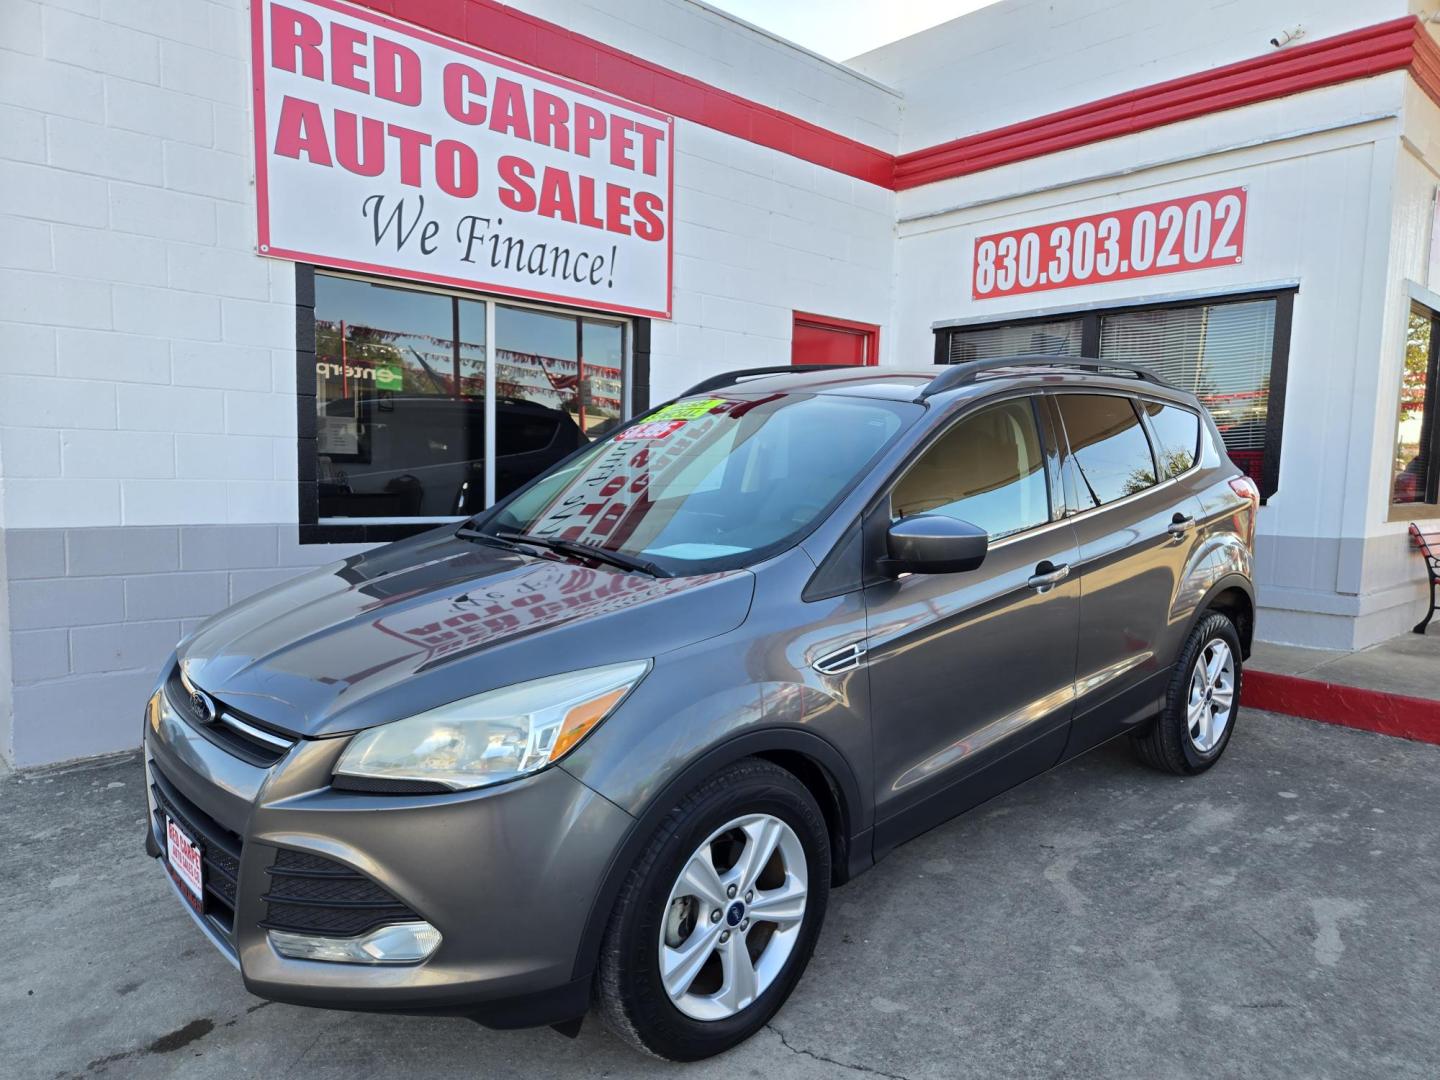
(189, 689, 216, 724)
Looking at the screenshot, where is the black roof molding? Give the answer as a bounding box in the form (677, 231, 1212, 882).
(916, 355, 1170, 401)
(682, 364, 851, 396)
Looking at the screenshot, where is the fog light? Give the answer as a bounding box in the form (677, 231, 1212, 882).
(268, 921, 442, 964)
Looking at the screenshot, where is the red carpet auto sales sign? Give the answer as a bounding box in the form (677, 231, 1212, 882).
(251, 0, 674, 317)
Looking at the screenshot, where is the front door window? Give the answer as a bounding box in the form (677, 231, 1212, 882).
(891, 398, 1051, 539)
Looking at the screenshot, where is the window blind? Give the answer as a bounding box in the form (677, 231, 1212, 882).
(946, 319, 1084, 363)
(1099, 299, 1275, 453)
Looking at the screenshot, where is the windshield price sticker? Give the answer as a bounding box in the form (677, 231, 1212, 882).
(645, 398, 725, 422)
(616, 419, 687, 441)
(972, 188, 1247, 299)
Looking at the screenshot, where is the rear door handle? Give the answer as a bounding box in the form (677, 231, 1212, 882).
(1028, 561, 1070, 591)
(1167, 513, 1195, 539)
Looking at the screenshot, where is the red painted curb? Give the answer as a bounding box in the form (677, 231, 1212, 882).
(1242, 669, 1440, 746)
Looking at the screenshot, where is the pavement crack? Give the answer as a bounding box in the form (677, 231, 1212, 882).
(766, 1023, 910, 1080)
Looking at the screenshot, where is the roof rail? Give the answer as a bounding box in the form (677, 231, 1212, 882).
(916, 355, 1169, 401)
(682, 364, 851, 397)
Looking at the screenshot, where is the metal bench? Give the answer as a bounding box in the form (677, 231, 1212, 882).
(1409, 523, 1440, 634)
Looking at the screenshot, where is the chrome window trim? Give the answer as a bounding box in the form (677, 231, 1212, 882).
(1134, 395, 1204, 483)
(868, 382, 1210, 563)
(1044, 388, 1202, 523)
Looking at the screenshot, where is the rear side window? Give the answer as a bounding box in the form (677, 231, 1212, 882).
(891, 398, 1050, 540)
(1140, 401, 1201, 478)
(1056, 394, 1157, 507)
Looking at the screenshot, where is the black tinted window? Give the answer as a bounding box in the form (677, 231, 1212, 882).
(1141, 401, 1201, 478)
(1057, 394, 1157, 507)
(892, 398, 1050, 539)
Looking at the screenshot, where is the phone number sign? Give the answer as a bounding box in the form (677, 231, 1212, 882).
(972, 188, 1247, 300)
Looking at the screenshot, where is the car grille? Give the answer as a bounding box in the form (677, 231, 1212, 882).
(164, 665, 297, 767)
(150, 763, 244, 942)
(260, 848, 421, 938)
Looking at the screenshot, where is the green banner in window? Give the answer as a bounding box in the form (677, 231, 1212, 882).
(373, 362, 404, 391)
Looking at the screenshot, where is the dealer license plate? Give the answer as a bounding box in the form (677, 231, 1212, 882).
(166, 816, 204, 904)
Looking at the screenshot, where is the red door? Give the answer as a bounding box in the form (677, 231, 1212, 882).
(792, 311, 879, 366)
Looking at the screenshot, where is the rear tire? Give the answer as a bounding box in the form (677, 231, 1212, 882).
(595, 758, 830, 1060)
(1133, 611, 1243, 775)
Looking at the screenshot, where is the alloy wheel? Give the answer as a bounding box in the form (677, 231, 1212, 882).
(1187, 638, 1236, 753)
(658, 813, 808, 1021)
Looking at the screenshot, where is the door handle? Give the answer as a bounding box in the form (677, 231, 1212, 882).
(1167, 513, 1195, 539)
(1028, 560, 1070, 591)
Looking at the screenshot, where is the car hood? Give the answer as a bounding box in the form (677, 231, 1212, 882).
(177, 529, 756, 737)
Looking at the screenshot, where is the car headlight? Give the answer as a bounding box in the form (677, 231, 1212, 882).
(333, 660, 651, 792)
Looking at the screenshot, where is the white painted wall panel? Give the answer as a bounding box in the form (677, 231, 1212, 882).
(850, 0, 1407, 153)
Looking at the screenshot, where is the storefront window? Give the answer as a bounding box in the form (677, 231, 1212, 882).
(943, 318, 1083, 362)
(1392, 302, 1439, 505)
(939, 290, 1291, 500)
(312, 273, 628, 522)
(1099, 299, 1273, 476)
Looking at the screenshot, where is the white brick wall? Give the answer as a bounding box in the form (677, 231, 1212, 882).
(653, 120, 898, 397)
(0, 0, 904, 533)
(0, 0, 304, 532)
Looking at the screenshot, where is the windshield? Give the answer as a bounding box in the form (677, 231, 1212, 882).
(469, 391, 916, 573)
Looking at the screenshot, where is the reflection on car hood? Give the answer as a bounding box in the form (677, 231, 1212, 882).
(177, 529, 755, 737)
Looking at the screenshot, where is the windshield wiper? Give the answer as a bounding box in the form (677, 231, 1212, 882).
(455, 525, 520, 551)
(496, 531, 671, 578)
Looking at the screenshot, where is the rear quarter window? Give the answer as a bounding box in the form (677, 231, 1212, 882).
(1140, 401, 1201, 478)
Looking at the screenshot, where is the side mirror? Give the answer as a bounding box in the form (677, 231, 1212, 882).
(882, 514, 988, 576)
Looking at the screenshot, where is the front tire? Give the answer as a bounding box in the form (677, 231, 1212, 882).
(1134, 611, 1243, 775)
(595, 758, 830, 1060)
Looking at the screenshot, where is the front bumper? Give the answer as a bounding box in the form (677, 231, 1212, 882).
(143, 691, 634, 1027)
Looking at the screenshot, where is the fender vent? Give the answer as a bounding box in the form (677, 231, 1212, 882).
(813, 640, 868, 675)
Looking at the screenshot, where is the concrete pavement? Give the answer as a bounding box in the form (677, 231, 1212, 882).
(4, 709, 1438, 1079)
(1249, 629, 1440, 701)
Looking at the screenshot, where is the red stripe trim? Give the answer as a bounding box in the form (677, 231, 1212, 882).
(894, 17, 1421, 189)
(348, 0, 894, 186)
(295, 5, 1440, 192)
(1410, 20, 1440, 110)
(1242, 668, 1440, 746)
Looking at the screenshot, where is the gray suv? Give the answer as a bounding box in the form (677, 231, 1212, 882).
(143, 358, 1258, 1060)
